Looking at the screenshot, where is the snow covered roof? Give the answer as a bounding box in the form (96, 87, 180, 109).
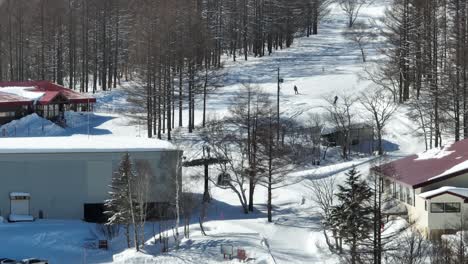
(0, 81, 96, 106)
(374, 139, 468, 188)
(10, 192, 31, 197)
(419, 187, 468, 200)
(0, 136, 176, 154)
(0, 86, 45, 102)
(0, 92, 33, 106)
(321, 122, 372, 135)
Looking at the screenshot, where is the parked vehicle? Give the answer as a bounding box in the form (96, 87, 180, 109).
(21, 259, 48, 264)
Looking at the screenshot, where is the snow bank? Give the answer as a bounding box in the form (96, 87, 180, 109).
(0, 113, 65, 137)
(416, 144, 454, 160)
(9, 215, 34, 222)
(113, 251, 187, 264)
(0, 86, 44, 102)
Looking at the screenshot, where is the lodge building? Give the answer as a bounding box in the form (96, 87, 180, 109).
(374, 139, 468, 238)
(0, 81, 96, 125)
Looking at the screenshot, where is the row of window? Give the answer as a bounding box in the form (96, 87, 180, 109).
(385, 181, 414, 206)
(428, 202, 461, 213)
(0, 111, 16, 117)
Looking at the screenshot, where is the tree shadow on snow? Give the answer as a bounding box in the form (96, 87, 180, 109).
(188, 193, 267, 223)
(63, 113, 115, 136)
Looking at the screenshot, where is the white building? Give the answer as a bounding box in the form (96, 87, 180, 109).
(0, 136, 181, 222)
(375, 139, 468, 238)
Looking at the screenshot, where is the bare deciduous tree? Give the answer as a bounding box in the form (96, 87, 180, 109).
(309, 176, 338, 252)
(359, 88, 398, 155)
(323, 92, 357, 160)
(202, 118, 250, 214)
(387, 230, 429, 264)
(343, 21, 377, 62)
(338, 0, 372, 27)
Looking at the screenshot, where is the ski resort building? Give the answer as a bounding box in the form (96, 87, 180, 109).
(0, 136, 181, 222)
(374, 139, 468, 238)
(0, 81, 96, 125)
(321, 123, 374, 154)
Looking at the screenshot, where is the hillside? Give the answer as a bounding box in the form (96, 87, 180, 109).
(0, 1, 428, 263)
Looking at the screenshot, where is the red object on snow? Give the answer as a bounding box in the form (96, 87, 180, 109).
(237, 249, 247, 261)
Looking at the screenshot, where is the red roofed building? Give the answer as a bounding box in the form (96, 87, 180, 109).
(0, 81, 96, 125)
(374, 139, 468, 238)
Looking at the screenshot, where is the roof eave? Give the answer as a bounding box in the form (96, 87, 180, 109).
(421, 190, 468, 200)
(413, 167, 468, 189)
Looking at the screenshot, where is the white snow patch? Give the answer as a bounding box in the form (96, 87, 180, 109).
(415, 144, 454, 160)
(419, 186, 468, 199)
(0, 86, 44, 102)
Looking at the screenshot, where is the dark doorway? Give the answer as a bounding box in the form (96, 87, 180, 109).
(84, 203, 106, 223)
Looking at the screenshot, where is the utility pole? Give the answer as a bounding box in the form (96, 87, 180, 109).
(277, 67, 283, 142)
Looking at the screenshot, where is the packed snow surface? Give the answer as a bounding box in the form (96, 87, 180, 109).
(0, 86, 44, 101)
(419, 186, 468, 199)
(0, 136, 175, 153)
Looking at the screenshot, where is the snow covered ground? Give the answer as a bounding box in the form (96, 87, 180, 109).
(0, 1, 429, 263)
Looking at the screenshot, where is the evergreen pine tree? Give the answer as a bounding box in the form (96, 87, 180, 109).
(104, 152, 137, 249)
(331, 166, 373, 264)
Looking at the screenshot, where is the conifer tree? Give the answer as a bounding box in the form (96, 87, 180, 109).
(331, 167, 373, 264)
(105, 152, 138, 249)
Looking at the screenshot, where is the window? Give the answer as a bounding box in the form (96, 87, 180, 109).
(445, 203, 461, 213)
(399, 185, 404, 202)
(430, 202, 461, 213)
(406, 187, 412, 205)
(0, 112, 15, 117)
(430, 203, 445, 213)
(425, 201, 427, 211)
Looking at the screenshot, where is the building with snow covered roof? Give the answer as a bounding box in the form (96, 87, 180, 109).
(0, 81, 96, 125)
(0, 136, 181, 222)
(321, 123, 374, 154)
(374, 139, 468, 238)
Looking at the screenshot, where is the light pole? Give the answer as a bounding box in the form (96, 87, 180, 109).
(277, 67, 283, 142)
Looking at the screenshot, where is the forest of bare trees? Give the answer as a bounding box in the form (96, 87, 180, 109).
(377, 0, 468, 149)
(0, 0, 329, 139)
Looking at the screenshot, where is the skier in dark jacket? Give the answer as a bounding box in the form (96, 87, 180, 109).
(294, 85, 299, 95)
